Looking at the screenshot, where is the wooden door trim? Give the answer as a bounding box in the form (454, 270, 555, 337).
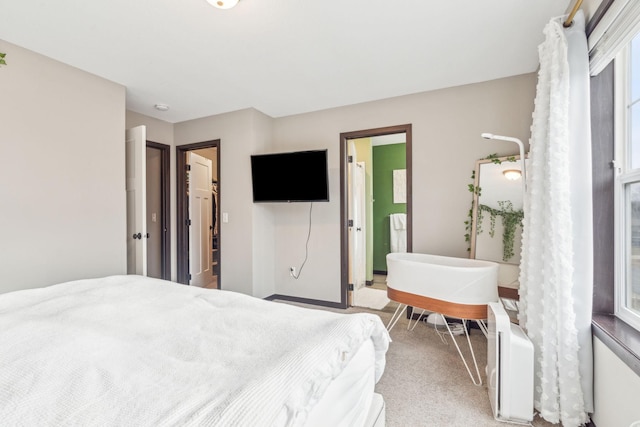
(339, 124, 412, 308)
(147, 141, 171, 280)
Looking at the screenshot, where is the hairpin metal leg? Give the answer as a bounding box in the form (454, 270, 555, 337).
(409, 308, 426, 330)
(442, 315, 483, 386)
(386, 304, 407, 331)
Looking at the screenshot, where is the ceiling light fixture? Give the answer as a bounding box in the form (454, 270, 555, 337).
(503, 169, 522, 181)
(154, 104, 170, 111)
(207, 0, 239, 9)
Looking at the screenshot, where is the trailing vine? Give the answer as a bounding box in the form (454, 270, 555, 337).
(477, 201, 523, 261)
(464, 169, 480, 246)
(465, 153, 522, 262)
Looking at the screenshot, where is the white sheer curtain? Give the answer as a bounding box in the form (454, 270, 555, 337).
(518, 10, 593, 426)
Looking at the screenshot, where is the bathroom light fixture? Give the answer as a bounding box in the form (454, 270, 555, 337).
(503, 169, 522, 180)
(206, 0, 239, 9)
(154, 104, 170, 111)
(481, 133, 527, 192)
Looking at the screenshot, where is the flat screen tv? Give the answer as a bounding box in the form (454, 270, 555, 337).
(251, 149, 329, 202)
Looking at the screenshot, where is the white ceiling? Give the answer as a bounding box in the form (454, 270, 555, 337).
(0, 0, 571, 123)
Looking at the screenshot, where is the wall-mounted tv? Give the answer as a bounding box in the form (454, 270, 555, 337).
(250, 149, 329, 203)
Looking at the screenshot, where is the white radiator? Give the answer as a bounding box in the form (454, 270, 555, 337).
(487, 301, 534, 424)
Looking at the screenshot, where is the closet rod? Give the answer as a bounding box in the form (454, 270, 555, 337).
(563, 0, 583, 28)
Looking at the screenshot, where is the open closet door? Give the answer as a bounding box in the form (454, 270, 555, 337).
(126, 125, 147, 276)
(187, 152, 213, 287)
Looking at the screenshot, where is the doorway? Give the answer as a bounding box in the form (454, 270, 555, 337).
(126, 127, 170, 278)
(340, 124, 412, 308)
(146, 141, 170, 280)
(176, 140, 221, 288)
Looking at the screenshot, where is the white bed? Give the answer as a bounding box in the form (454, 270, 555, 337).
(0, 275, 390, 426)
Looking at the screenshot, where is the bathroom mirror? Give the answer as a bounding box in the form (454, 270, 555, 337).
(469, 155, 525, 268)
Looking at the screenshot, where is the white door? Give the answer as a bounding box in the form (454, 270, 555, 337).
(348, 142, 366, 304)
(351, 163, 366, 290)
(126, 126, 147, 276)
(188, 152, 213, 287)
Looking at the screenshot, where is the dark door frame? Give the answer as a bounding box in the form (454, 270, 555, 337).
(147, 141, 171, 281)
(339, 124, 413, 307)
(176, 139, 221, 286)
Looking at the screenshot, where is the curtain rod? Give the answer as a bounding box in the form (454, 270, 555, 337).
(563, 0, 584, 27)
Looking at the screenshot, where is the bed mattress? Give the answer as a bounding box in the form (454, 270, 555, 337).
(0, 275, 390, 426)
(306, 338, 376, 426)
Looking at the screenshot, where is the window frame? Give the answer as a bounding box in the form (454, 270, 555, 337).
(614, 42, 640, 332)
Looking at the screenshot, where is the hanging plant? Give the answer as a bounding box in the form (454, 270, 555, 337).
(464, 169, 480, 247)
(0, 52, 7, 66)
(477, 201, 524, 261)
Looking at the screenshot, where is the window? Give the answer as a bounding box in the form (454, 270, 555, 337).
(615, 32, 640, 332)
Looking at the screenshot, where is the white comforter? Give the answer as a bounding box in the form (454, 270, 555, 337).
(0, 275, 389, 426)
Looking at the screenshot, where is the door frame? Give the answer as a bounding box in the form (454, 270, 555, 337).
(176, 140, 221, 285)
(147, 141, 171, 280)
(339, 124, 413, 307)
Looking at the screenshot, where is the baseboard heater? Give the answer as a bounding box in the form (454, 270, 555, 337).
(487, 301, 534, 424)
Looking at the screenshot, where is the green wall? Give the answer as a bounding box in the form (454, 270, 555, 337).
(372, 143, 406, 272)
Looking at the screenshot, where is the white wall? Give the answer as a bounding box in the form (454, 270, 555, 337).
(126, 110, 174, 146)
(0, 40, 127, 293)
(250, 110, 278, 298)
(129, 74, 536, 302)
(270, 74, 537, 302)
(592, 337, 640, 426)
(174, 108, 275, 296)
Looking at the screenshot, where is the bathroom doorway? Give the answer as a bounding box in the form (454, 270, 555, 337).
(340, 124, 412, 309)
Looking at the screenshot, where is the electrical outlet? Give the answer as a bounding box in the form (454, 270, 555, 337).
(289, 266, 296, 277)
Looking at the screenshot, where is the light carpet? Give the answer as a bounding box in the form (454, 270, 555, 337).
(280, 300, 560, 427)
